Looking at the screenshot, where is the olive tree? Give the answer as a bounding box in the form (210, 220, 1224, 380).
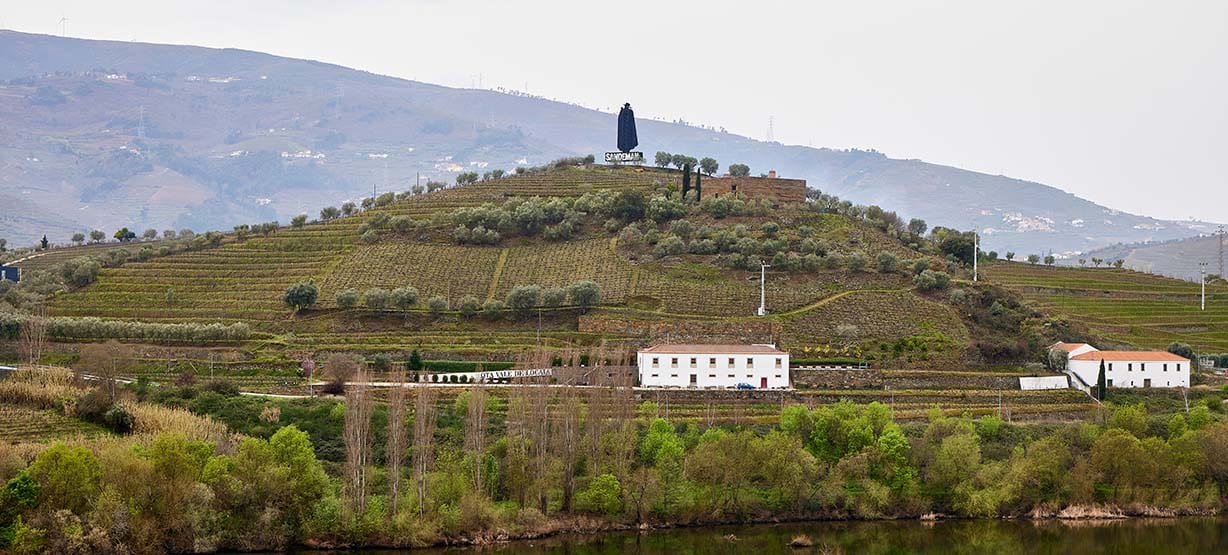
(283, 281, 319, 312)
(506, 285, 542, 319)
(391, 286, 419, 310)
(364, 288, 390, 310)
(654, 151, 672, 168)
(458, 295, 481, 317)
(335, 289, 359, 309)
(567, 280, 601, 311)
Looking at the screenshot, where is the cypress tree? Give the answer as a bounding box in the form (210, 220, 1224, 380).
(681, 163, 692, 199)
(1096, 359, 1107, 401)
(694, 168, 702, 201)
(408, 348, 423, 371)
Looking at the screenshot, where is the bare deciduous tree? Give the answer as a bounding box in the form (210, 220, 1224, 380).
(465, 383, 488, 494)
(77, 339, 132, 401)
(19, 305, 47, 367)
(557, 377, 581, 512)
(344, 365, 374, 513)
(412, 386, 437, 514)
(386, 371, 408, 518)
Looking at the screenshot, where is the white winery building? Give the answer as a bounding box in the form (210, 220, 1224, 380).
(637, 344, 790, 389)
(1053, 342, 1190, 389)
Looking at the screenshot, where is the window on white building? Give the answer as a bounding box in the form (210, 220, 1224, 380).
(651, 357, 659, 368)
(670, 374, 677, 378)
(709, 358, 716, 368)
(1128, 363, 1132, 371)
(689, 357, 697, 368)
(747, 358, 754, 368)
(727, 374, 735, 378)
(1164, 364, 1168, 372)
(775, 358, 782, 369)
(1109, 363, 1114, 371)
(727, 358, 735, 368)
(670, 358, 678, 368)
(708, 374, 716, 378)
(651, 373, 658, 378)
(1141, 363, 1146, 371)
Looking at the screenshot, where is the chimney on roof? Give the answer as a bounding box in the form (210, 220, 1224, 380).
(768, 170, 777, 179)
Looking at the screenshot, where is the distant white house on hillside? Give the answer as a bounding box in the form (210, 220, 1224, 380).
(1051, 342, 1190, 389)
(636, 344, 789, 389)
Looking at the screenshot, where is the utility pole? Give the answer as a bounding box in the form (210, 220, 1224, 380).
(1217, 225, 1224, 279)
(972, 225, 979, 282)
(757, 262, 771, 316)
(1201, 262, 1208, 311)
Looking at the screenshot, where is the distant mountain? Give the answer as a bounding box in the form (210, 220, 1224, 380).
(0, 30, 1217, 253)
(1081, 233, 1226, 282)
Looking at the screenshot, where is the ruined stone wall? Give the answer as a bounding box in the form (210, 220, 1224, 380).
(703, 176, 806, 204)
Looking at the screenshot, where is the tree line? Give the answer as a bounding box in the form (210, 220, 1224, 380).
(6, 371, 1228, 552)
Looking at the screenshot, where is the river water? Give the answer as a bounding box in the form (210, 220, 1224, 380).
(335, 517, 1228, 554)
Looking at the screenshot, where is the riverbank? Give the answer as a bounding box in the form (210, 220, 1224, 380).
(300, 504, 1223, 551)
(300, 516, 1228, 554)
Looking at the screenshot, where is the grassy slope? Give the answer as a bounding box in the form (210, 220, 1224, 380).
(983, 261, 1228, 352)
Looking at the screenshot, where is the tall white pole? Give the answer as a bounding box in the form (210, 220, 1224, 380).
(757, 263, 770, 316)
(972, 227, 978, 282)
(1201, 262, 1207, 311)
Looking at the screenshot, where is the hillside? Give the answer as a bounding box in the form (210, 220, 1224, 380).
(1, 163, 1053, 372)
(1080, 233, 1226, 281)
(983, 262, 1228, 354)
(0, 30, 1218, 255)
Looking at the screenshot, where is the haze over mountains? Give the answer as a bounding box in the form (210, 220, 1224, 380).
(0, 30, 1216, 254)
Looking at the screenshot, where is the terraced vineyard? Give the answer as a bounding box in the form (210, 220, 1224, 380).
(494, 238, 634, 302)
(51, 242, 339, 323)
(7, 240, 173, 272)
(296, 166, 675, 241)
(317, 242, 501, 307)
(781, 289, 969, 353)
(984, 262, 1228, 352)
(0, 405, 108, 443)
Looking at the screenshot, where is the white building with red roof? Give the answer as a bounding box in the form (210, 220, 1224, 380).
(1051, 342, 1190, 389)
(637, 344, 789, 389)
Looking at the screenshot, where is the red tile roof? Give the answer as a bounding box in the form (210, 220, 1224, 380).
(1071, 351, 1188, 362)
(1051, 342, 1092, 353)
(640, 344, 786, 355)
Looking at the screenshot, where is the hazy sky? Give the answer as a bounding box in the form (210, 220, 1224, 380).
(5, 0, 1227, 221)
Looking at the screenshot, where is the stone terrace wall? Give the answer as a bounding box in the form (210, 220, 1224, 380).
(703, 176, 806, 204)
(578, 315, 779, 349)
(792, 368, 1048, 390)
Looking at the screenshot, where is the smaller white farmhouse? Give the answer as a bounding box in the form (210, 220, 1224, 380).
(637, 344, 789, 389)
(1053, 342, 1190, 389)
